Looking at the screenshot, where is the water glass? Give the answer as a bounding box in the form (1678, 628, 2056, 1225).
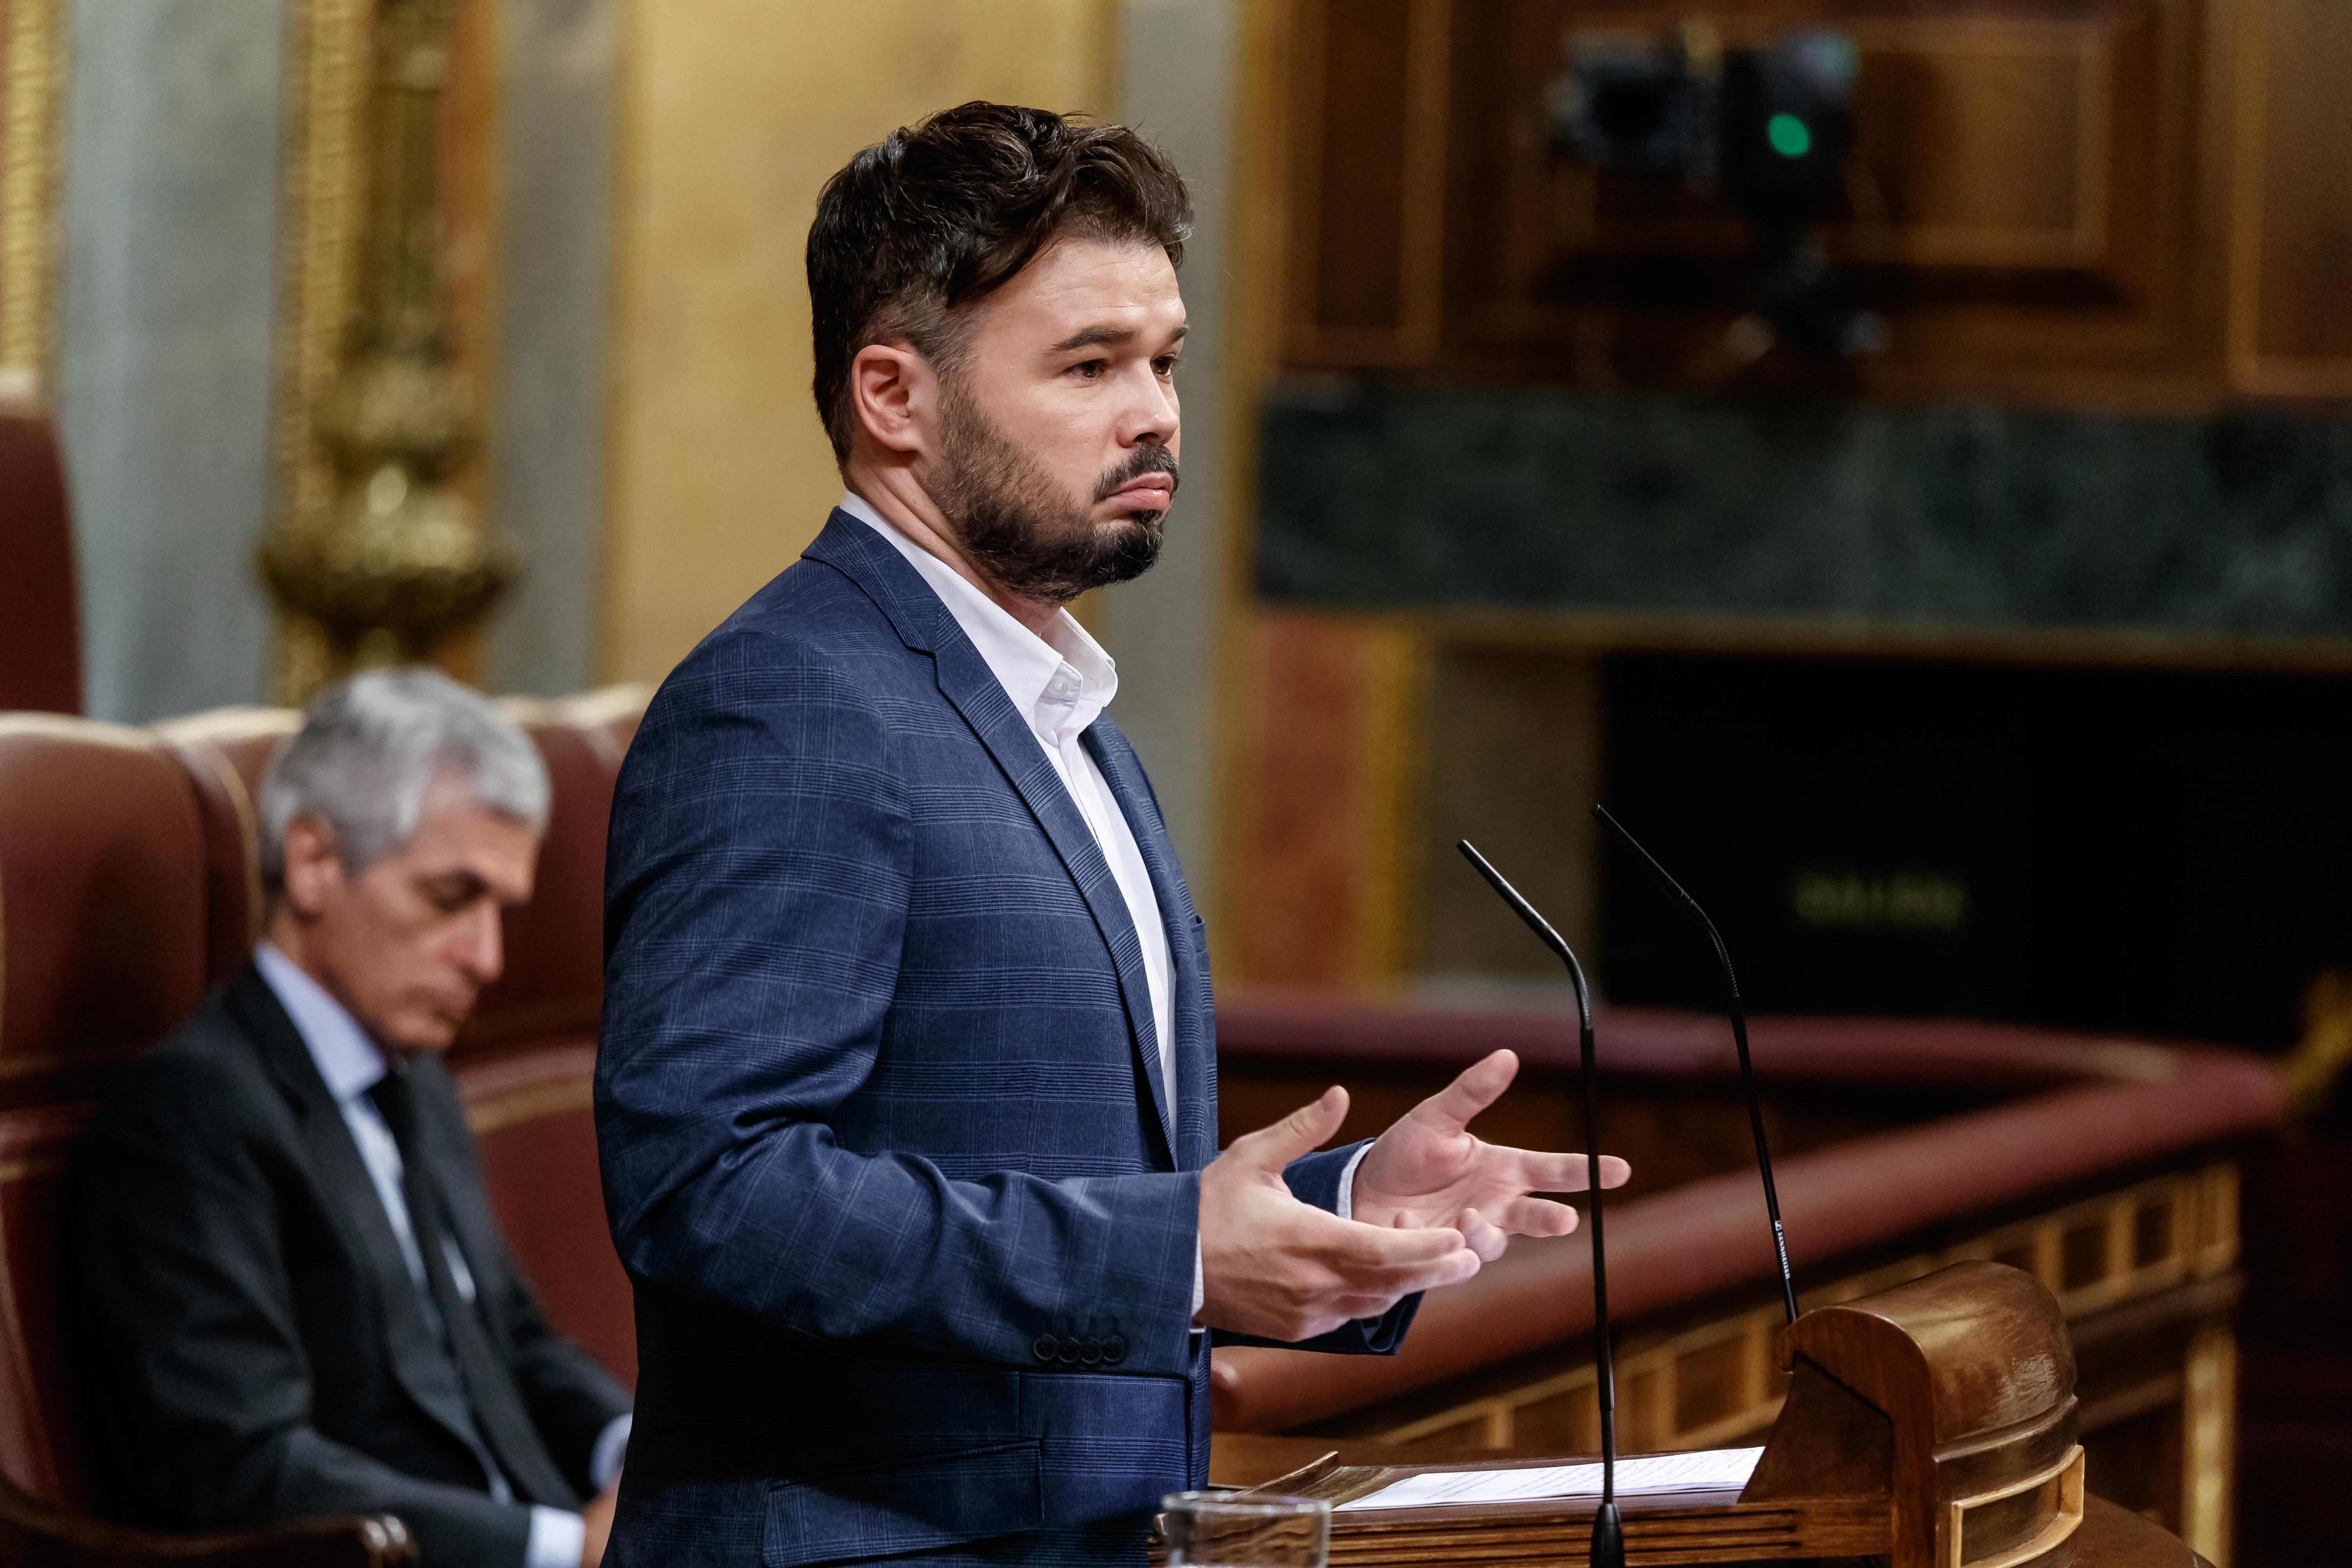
(1161, 1491, 1330, 1566)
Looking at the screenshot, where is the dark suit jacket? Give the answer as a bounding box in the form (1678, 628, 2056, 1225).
(73, 968, 632, 1566)
(595, 510, 1417, 1568)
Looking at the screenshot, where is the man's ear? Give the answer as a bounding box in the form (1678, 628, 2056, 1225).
(279, 814, 345, 919)
(848, 341, 935, 458)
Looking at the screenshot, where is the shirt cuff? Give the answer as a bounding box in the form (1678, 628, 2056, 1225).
(524, 1505, 584, 1568)
(1334, 1142, 1373, 1222)
(589, 1413, 633, 1493)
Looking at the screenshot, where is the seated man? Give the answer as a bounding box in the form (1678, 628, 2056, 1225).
(74, 668, 631, 1568)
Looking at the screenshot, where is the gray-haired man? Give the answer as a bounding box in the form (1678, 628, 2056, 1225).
(74, 669, 631, 1568)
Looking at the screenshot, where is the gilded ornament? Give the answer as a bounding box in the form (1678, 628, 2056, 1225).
(260, 0, 517, 699)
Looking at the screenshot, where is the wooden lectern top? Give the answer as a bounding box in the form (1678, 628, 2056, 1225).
(1220, 1261, 2209, 1568)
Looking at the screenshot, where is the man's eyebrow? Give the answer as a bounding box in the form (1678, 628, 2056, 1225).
(1049, 323, 1190, 353)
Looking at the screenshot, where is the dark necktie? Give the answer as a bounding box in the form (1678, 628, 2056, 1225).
(369, 1061, 576, 1507)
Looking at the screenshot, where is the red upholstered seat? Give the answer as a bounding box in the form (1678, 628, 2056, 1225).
(0, 718, 210, 1115)
(0, 395, 82, 716)
(151, 707, 301, 988)
(457, 1045, 634, 1385)
(0, 689, 655, 1561)
(0, 716, 216, 1510)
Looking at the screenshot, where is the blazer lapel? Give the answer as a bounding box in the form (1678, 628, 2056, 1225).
(225, 970, 491, 1458)
(808, 514, 1177, 1164)
(1084, 722, 1216, 1172)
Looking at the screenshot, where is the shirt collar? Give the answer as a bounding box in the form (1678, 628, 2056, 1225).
(839, 489, 1118, 750)
(254, 942, 388, 1104)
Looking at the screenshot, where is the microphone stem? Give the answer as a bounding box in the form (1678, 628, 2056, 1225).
(1454, 842, 1620, 1537)
(1709, 927, 1799, 1327)
(1591, 805, 1800, 1328)
(1577, 1000, 1616, 1505)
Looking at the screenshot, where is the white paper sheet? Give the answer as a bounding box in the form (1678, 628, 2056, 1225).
(1334, 1446, 1764, 1512)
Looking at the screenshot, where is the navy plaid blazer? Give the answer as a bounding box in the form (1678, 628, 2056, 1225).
(596, 512, 1414, 1567)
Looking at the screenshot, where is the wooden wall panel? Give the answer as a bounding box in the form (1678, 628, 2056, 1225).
(1415, 647, 1602, 987)
(1306, 0, 1410, 332)
(1438, 0, 2212, 401)
(1839, 16, 2111, 270)
(1487, 8, 2131, 276)
(2228, 0, 2352, 397)
(1280, 0, 1450, 366)
(1226, 613, 1422, 991)
(1271, 0, 2352, 403)
(1258, 0, 2352, 406)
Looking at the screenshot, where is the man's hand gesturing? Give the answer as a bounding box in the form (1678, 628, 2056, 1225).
(1352, 1049, 1631, 1261)
(1198, 1087, 1483, 1342)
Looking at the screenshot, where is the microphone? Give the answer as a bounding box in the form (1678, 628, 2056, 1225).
(1457, 840, 1622, 1568)
(1591, 805, 1799, 1325)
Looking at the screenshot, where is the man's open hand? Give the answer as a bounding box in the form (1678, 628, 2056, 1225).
(1198, 1087, 1483, 1342)
(1351, 1049, 1631, 1261)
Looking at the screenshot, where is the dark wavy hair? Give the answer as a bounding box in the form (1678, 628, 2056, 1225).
(807, 102, 1192, 463)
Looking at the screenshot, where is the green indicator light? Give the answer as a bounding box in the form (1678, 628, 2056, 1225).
(1767, 113, 1812, 158)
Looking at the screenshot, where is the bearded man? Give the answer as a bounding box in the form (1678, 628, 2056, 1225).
(595, 102, 1626, 1567)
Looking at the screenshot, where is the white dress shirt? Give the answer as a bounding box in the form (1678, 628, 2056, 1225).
(255, 944, 628, 1568)
(841, 492, 1177, 1100)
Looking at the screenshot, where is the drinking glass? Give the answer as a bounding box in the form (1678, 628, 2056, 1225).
(1161, 1492, 1330, 1567)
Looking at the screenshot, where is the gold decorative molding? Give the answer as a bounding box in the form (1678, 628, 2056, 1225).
(1369, 1164, 2240, 1455)
(270, 0, 381, 702)
(2180, 1324, 2236, 1567)
(263, 0, 514, 704)
(2284, 967, 2352, 1116)
(0, 0, 64, 393)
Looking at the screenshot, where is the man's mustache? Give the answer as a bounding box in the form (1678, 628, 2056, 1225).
(1093, 444, 1180, 505)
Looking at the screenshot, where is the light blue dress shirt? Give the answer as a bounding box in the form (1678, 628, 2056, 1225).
(255, 944, 628, 1568)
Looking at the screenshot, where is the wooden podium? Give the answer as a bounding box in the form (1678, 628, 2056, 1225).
(1235, 1261, 2171, 1568)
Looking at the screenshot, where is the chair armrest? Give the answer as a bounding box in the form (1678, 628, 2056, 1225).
(0, 1473, 416, 1566)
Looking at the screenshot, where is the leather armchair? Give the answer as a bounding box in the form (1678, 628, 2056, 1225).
(0, 715, 412, 1564)
(0, 396, 80, 716)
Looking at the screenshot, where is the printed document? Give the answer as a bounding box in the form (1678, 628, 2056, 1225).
(1336, 1446, 1764, 1512)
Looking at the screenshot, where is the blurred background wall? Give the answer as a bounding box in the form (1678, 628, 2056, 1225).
(15, 0, 2349, 1054)
(598, 0, 1118, 684)
(52, 0, 288, 722)
(18, 0, 1247, 902)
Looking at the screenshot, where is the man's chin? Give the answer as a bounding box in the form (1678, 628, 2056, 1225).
(1089, 509, 1165, 570)
(1094, 503, 1167, 531)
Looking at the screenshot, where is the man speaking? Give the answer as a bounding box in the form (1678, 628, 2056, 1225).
(595, 102, 1624, 1566)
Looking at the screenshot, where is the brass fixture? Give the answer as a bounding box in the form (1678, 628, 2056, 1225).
(2285, 968, 2352, 1118)
(260, 0, 515, 702)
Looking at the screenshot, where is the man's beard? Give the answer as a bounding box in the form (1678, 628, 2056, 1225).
(932, 379, 1174, 604)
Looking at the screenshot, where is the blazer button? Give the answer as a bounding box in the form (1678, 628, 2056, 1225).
(1032, 1334, 1058, 1363)
(1104, 1335, 1128, 1365)
(1078, 1337, 1103, 1366)
(1056, 1337, 1082, 1366)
